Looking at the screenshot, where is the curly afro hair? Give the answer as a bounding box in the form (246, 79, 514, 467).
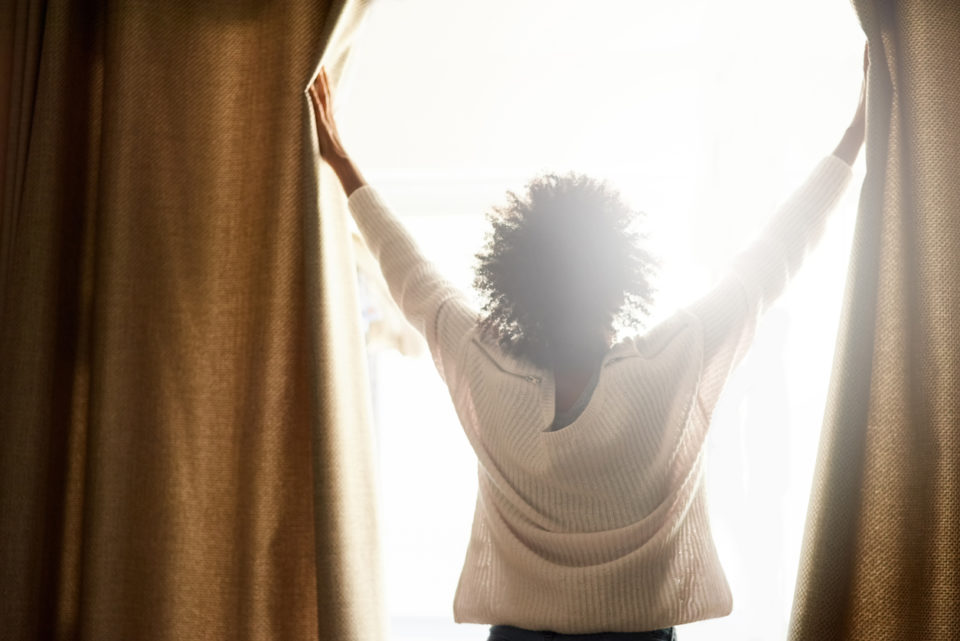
(474, 173, 658, 369)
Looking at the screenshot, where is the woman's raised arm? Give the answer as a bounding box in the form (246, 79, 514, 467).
(686, 44, 867, 408)
(307, 67, 477, 387)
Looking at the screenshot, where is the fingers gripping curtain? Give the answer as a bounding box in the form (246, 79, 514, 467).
(0, 1, 384, 640)
(790, 3, 960, 640)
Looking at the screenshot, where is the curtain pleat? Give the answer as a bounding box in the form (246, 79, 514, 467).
(0, 1, 383, 640)
(790, 3, 960, 639)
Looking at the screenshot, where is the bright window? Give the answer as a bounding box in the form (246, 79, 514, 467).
(339, 2, 865, 639)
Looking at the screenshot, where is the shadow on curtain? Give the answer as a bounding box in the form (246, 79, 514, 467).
(791, 2, 960, 639)
(0, 1, 384, 639)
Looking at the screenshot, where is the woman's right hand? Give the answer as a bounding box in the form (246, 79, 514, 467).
(833, 42, 868, 166)
(851, 43, 868, 130)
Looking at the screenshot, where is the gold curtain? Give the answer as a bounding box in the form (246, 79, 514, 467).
(790, 2, 960, 639)
(0, 1, 384, 639)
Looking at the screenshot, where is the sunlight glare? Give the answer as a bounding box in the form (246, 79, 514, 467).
(339, 2, 865, 639)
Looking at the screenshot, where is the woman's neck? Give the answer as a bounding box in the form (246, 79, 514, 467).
(553, 351, 603, 413)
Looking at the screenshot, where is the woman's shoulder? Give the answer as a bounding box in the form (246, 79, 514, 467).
(465, 310, 703, 381)
(610, 311, 701, 364)
(466, 328, 546, 381)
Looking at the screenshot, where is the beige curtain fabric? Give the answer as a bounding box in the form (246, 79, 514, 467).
(790, 3, 960, 640)
(0, 1, 383, 640)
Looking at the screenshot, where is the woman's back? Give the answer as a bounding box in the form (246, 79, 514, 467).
(446, 292, 729, 632)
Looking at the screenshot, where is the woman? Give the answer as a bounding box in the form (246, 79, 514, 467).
(309, 49, 866, 641)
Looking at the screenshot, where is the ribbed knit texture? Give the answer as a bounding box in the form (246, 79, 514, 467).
(348, 156, 852, 633)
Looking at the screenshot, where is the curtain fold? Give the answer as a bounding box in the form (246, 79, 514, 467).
(0, 1, 383, 639)
(790, 2, 960, 639)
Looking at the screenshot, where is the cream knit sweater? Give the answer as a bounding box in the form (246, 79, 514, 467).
(347, 156, 853, 633)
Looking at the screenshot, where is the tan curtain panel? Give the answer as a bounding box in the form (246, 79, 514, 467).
(0, 1, 384, 640)
(790, 2, 960, 640)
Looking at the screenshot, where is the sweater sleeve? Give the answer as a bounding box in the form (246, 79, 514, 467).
(347, 186, 477, 385)
(687, 154, 853, 409)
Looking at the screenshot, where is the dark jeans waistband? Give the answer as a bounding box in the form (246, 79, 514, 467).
(488, 624, 676, 641)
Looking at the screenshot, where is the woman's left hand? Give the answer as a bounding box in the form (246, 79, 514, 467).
(309, 68, 348, 162)
(309, 67, 366, 196)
